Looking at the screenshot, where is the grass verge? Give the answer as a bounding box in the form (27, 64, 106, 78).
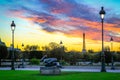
(0, 70, 120, 80)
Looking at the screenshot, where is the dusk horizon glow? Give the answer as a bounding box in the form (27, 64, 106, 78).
(0, 0, 120, 51)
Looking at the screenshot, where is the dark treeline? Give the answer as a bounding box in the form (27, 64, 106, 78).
(0, 42, 120, 66)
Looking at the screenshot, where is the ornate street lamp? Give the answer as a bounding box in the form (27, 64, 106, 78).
(60, 41, 63, 60)
(22, 43, 25, 68)
(110, 37, 113, 51)
(60, 41, 63, 46)
(99, 7, 106, 72)
(11, 21, 16, 70)
(110, 37, 115, 70)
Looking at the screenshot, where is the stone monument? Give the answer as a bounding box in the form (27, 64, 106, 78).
(40, 55, 61, 75)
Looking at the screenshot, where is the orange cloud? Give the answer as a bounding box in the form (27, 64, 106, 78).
(52, 8, 69, 14)
(26, 17, 47, 23)
(10, 9, 120, 42)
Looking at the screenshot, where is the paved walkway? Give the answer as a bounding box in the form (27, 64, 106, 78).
(0, 66, 120, 73)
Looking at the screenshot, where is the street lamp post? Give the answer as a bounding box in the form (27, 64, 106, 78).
(22, 43, 24, 68)
(11, 21, 16, 70)
(60, 41, 63, 60)
(99, 7, 106, 72)
(110, 37, 115, 70)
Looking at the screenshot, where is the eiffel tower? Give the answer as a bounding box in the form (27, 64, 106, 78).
(82, 33, 86, 54)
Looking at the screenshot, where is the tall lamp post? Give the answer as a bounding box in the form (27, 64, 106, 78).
(99, 7, 106, 72)
(110, 37, 115, 70)
(11, 21, 16, 70)
(60, 41, 63, 60)
(22, 43, 24, 68)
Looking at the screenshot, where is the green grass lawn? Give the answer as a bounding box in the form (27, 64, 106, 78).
(0, 70, 120, 80)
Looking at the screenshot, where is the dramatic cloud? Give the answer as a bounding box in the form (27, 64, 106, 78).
(3, 0, 120, 42)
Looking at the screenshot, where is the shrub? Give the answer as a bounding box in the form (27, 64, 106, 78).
(60, 60, 69, 66)
(30, 58, 40, 65)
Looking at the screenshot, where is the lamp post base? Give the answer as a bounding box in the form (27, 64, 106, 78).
(111, 67, 115, 70)
(11, 67, 15, 70)
(11, 58, 15, 70)
(101, 65, 106, 72)
(101, 69, 106, 72)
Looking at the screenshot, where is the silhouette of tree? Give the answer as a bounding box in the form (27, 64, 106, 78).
(88, 49, 94, 53)
(24, 45, 40, 59)
(42, 42, 66, 60)
(29, 51, 43, 59)
(24, 45, 39, 51)
(0, 45, 8, 66)
(64, 51, 81, 65)
(93, 52, 101, 63)
(104, 46, 112, 66)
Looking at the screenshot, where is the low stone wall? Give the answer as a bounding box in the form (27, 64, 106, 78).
(40, 67, 61, 75)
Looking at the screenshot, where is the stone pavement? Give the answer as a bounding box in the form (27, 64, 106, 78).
(0, 66, 120, 72)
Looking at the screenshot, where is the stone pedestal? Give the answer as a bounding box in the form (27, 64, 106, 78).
(40, 67, 61, 75)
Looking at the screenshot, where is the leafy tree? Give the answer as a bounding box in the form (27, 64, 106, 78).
(0, 45, 8, 66)
(93, 52, 101, 63)
(30, 58, 40, 65)
(88, 49, 94, 53)
(104, 46, 110, 52)
(24, 45, 40, 59)
(115, 52, 120, 61)
(29, 51, 43, 59)
(42, 42, 66, 60)
(24, 45, 39, 51)
(104, 46, 115, 66)
(7, 49, 21, 60)
(64, 51, 81, 65)
(104, 51, 111, 66)
(22, 51, 29, 59)
(49, 42, 59, 50)
(42, 45, 51, 57)
(83, 53, 92, 61)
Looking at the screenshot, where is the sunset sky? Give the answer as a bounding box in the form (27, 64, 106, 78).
(0, 0, 120, 51)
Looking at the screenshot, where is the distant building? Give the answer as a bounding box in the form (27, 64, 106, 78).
(0, 38, 20, 52)
(0, 38, 6, 46)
